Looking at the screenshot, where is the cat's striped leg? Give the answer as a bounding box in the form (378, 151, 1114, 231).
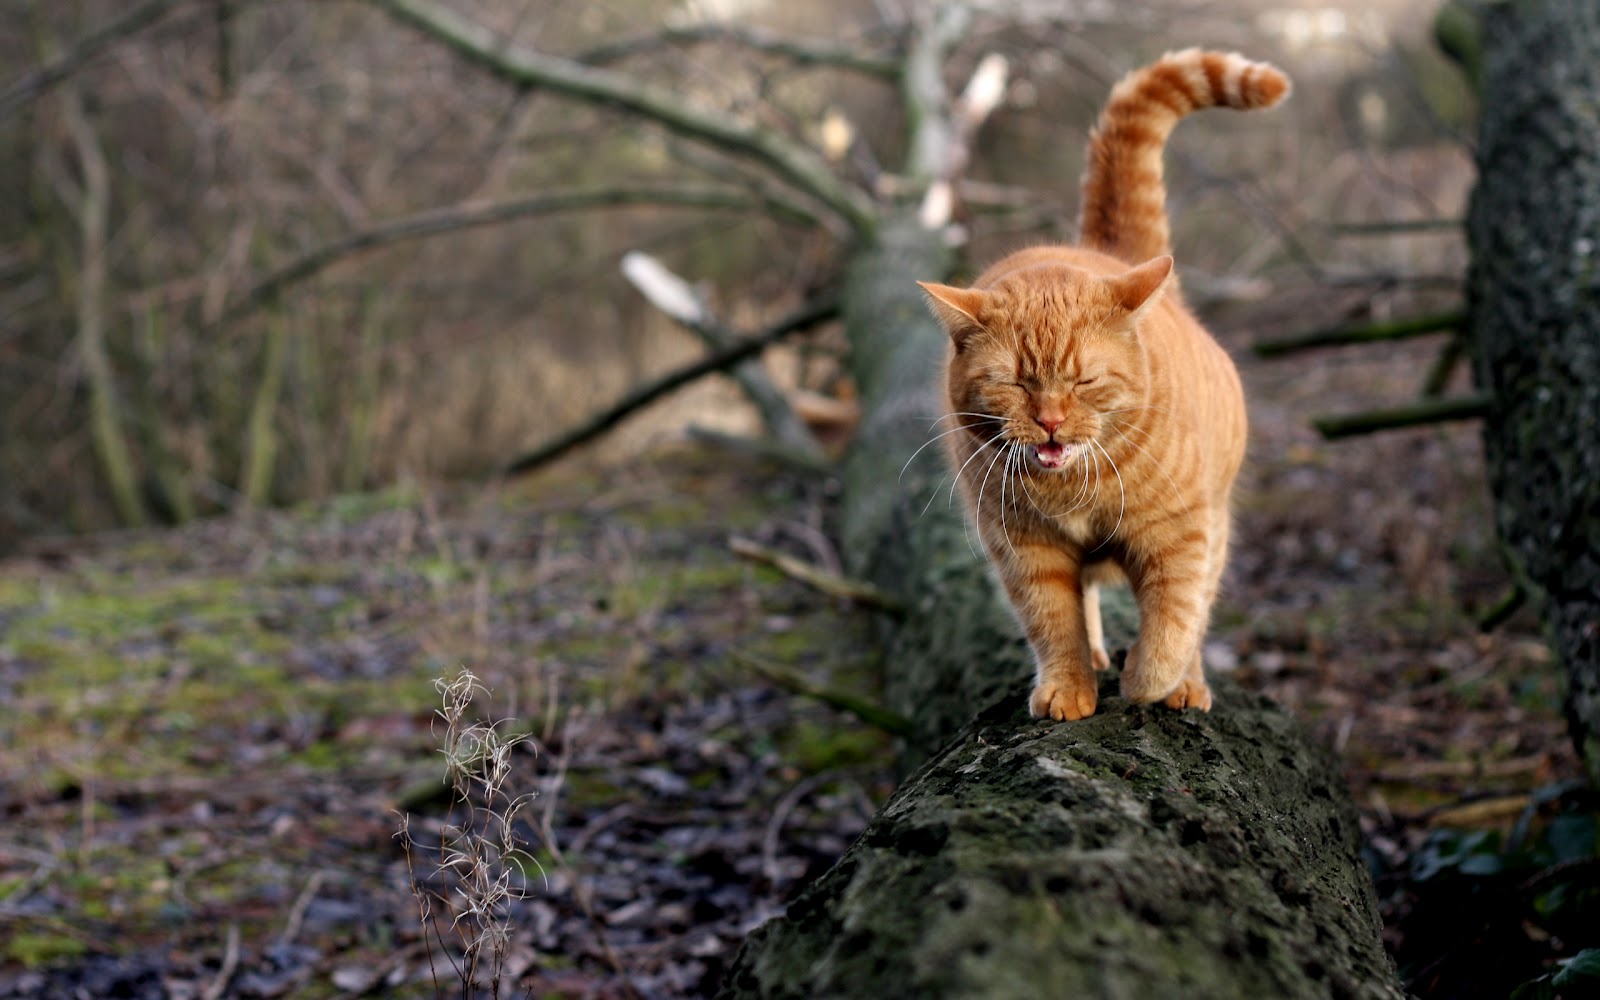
(992, 534, 1098, 721)
(1120, 528, 1213, 709)
(1163, 511, 1231, 710)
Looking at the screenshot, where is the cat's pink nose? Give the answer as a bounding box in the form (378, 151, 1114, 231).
(1036, 416, 1064, 436)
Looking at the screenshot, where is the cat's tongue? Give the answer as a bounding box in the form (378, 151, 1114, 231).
(1034, 441, 1069, 469)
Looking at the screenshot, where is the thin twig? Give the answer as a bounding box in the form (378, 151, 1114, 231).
(579, 23, 900, 77)
(219, 186, 759, 328)
(566, 803, 634, 860)
(729, 536, 906, 617)
(277, 870, 327, 949)
(762, 770, 838, 888)
(732, 650, 914, 739)
(200, 923, 241, 1000)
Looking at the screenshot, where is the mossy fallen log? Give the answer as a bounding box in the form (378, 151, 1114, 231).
(724, 675, 1399, 1000)
(721, 212, 1404, 997)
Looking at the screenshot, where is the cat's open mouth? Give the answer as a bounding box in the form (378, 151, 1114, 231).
(1032, 441, 1075, 470)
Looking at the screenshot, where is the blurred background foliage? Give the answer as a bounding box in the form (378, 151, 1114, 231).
(0, 0, 1474, 546)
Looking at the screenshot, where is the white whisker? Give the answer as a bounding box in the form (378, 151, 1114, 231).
(971, 433, 1012, 558)
(1087, 438, 1125, 552)
(1060, 446, 1093, 515)
(900, 419, 990, 482)
(920, 474, 951, 518)
(948, 426, 1010, 508)
(998, 444, 1018, 557)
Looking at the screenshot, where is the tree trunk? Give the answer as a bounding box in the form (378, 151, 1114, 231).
(721, 209, 1403, 998)
(1467, 0, 1600, 785)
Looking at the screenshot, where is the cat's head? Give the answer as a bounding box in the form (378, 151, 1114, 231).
(918, 255, 1170, 472)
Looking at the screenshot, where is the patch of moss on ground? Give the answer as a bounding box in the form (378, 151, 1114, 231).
(1, 441, 888, 989)
(4, 931, 88, 969)
(780, 719, 889, 773)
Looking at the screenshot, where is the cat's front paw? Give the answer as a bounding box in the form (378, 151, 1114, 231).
(1162, 677, 1213, 712)
(1030, 679, 1097, 721)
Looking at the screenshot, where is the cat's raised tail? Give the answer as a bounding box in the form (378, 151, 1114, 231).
(1077, 49, 1290, 268)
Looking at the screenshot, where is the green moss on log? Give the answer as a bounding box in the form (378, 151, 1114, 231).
(724, 674, 1401, 999)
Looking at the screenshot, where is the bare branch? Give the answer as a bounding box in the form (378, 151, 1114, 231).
(0, 0, 187, 121)
(622, 251, 823, 457)
(368, 0, 878, 235)
(1253, 311, 1464, 358)
(1312, 393, 1491, 439)
(729, 536, 906, 617)
(579, 23, 900, 79)
(901, 3, 974, 183)
(899, 8, 1007, 231)
(220, 185, 762, 327)
(503, 296, 839, 476)
(730, 650, 914, 738)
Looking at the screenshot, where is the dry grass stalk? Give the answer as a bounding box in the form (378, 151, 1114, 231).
(397, 667, 542, 1000)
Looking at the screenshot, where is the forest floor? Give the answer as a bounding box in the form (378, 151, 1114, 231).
(2, 294, 1597, 999)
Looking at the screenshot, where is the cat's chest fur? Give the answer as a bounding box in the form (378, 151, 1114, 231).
(1001, 462, 1125, 553)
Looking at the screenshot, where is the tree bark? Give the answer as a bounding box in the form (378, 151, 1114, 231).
(1467, 0, 1600, 784)
(721, 209, 1403, 999)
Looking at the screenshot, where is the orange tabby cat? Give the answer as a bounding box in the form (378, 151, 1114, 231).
(918, 50, 1289, 721)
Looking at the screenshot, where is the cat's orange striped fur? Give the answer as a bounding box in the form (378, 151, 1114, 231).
(918, 50, 1289, 721)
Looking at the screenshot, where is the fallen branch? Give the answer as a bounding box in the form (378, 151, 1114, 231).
(502, 296, 838, 476)
(221, 185, 766, 327)
(731, 650, 914, 739)
(623, 251, 822, 457)
(1254, 310, 1464, 357)
(729, 536, 907, 617)
(1312, 392, 1492, 439)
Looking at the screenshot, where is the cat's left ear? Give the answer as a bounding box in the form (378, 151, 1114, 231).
(917, 281, 988, 349)
(1108, 255, 1174, 321)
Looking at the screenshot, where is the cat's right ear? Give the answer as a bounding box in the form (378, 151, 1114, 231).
(917, 281, 987, 350)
